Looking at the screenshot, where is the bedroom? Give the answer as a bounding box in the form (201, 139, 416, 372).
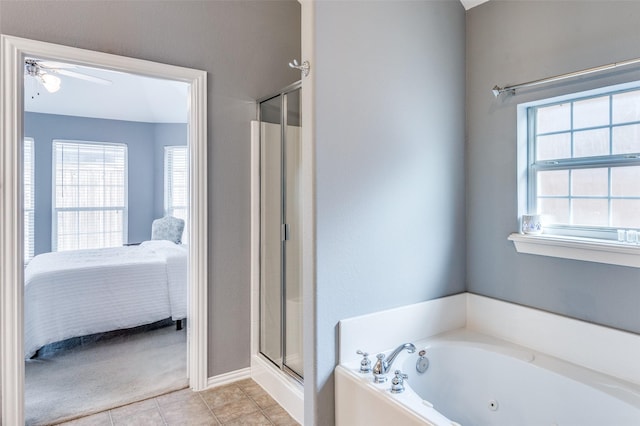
(23, 62, 191, 423)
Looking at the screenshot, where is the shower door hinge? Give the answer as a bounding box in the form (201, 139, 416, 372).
(281, 223, 291, 241)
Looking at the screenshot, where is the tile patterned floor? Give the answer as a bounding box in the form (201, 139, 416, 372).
(58, 379, 299, 426)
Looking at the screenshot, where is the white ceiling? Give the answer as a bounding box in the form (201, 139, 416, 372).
(460, 0, 490, 10)
(24, 61, 189, 123)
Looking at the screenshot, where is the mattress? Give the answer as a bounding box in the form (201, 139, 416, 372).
(24, 240, 187, 358)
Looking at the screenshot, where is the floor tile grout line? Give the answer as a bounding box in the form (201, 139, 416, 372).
(247, 382, 296, 425)
(236, 384, 276, 425)
(197, 390, 223, 425)
(199, 383, 273, 425)
(153, 398, 169, 426)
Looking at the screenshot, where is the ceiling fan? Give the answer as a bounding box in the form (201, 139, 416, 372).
(24, 58, 112, 94)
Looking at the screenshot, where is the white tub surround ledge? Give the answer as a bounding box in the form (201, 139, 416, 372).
(338, 294, 467, 364)
(335, 364, 452, 426)
(338, 292, 640, 387)
(467, 293, 640, 387)
(508, 232, 640, 268)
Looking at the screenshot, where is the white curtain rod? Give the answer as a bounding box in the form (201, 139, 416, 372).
(492, 56, 640, 98)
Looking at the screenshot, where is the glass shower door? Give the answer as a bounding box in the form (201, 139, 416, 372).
(260, 95, 283, 367)
(283, 88, 303, 378)
(259, 84, 303, 381)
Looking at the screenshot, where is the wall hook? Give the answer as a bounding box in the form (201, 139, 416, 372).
(289, 59, 310, 77)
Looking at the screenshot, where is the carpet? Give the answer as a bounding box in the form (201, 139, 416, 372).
(25, 321, 188, 425)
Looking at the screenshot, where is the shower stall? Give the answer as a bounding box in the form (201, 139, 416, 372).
(258, 81, 303, 381)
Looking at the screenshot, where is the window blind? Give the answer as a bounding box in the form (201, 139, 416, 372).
(164, 146, 188, 241)
(24, 138, 35, 261)
(52, 140, 128, 251)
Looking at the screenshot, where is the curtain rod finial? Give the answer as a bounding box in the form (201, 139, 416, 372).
(492, 85, 502, 98)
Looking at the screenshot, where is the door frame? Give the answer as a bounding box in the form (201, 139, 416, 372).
(0, 35, 208, 425)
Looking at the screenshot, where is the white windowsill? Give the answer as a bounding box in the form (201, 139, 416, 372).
(508, 233, 640, 268)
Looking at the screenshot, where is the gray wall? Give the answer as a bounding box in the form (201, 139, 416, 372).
(308, 1, 466, 423)
(24, 112, 186, 254)
(467, 2, 640, 333)
(1, 0, 301, 379)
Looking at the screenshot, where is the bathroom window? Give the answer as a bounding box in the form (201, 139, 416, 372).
(524, 84, 640, 242)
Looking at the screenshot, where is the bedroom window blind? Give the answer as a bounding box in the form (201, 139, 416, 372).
(52, 140, 128, 251)
(164, 145, 188, 241)
(24, 138, 35, 261)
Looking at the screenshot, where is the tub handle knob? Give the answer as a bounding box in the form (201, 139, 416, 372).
(373, 354, 387, 383)
(390, 370, 408, 394)
(356, 350, 371, 373)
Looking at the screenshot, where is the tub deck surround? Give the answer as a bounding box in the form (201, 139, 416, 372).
(336, 292, 640, 425)
(467, 294, 640, 387)
(337, 293, 467, 365)
(335, 364, 451, 426)
(336, 337, 458, 426)
(338, 292, 640, 385)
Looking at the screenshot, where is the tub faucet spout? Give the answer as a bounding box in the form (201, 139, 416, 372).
(373, 343, 416, 377)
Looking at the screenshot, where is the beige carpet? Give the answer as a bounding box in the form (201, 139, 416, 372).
(25, 322, 188, 425)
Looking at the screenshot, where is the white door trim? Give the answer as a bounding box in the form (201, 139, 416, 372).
(0, 35, 208, 425)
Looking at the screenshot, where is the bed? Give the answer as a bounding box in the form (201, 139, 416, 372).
(24, 240, 187, 358)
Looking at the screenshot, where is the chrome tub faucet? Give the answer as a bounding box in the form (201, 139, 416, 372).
(373, 342, 416, 383)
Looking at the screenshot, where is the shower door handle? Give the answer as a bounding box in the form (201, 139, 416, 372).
(281, 223, 291, 241)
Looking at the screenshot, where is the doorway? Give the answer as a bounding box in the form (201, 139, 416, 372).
(258, 82, 304, 381)
(0, 35, 208, 425)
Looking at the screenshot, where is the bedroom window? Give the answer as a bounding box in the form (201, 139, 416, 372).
(164, 145, 188, 236)
(524, 84, 640, 241)
(52, 140, 128, 251)
(24, 138, 35, 261)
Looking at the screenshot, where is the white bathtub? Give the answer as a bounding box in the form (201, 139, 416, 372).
(336, 329, 640, 425)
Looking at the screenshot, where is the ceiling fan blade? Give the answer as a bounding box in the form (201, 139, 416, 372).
(54, 69, 113, 85)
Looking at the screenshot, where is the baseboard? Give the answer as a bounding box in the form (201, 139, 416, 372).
(206, 367, 251, 389)
(251, 354, 304, 424)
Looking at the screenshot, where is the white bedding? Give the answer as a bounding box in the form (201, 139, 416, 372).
(24, 240, 187, 358)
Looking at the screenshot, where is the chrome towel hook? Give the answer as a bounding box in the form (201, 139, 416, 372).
(289, 59, 310, 77)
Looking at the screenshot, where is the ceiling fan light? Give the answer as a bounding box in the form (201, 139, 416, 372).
(41, 73, 61, 93)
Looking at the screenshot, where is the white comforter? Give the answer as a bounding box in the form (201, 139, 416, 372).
(24, 240, 187, 358)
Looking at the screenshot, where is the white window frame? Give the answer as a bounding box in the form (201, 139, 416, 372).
(512, 81, 640, 268)
(164, 145, 188, 238)
(24, 138, 35, 262)
(51, 140, 128, 251)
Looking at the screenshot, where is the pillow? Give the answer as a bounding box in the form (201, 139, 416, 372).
(151, 216, 185, 244)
